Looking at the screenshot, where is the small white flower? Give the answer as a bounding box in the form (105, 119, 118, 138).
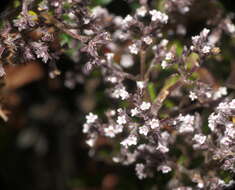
(104, 125, 116, 138)
(189, 91, 198, 101)
(131, 108, 139, 117)
(121, 135, 137, 147)
(179, 6, 190, 14)
(113, 16, 123, 26)
(136, 81, 145, 89)
(213, 87, 227, 100)
(158, 165, 172, 174)
(202, 45, 211, 54)
(117, 115, 127, 125)
(192, 35, 200, 44)
(156, 143, 169, 153)
(208, 113, 218, 131)
(149, 119, 160, 129)
(86, 113, 98, 124)
(106, 76, 118, 83)
(129, 43, 139, 55)
(104, 124, 123, 138)
(220, 136, 232, 146)
(226, 22, 235, 33)
(201, 28, 210, 38)
(136, 6, 147, 17)
(112, 87, 129, 100)
(229, 99, 235, 109)
(114, 125, 124, 134)
(86, 138, 96, 147)
(139, 125, 149, 136)
(135, 163, 147, 179)
(160, 39, 169, 46)
(105, 53, 114, 61)
(123, 15, 133, 25)
(161, 60, 168, 69)
(109, 110, 116, 116)
(120, 54, 134, 68)
(82, 124, 90, 133)
(143, 36, 153, 45)
(205, 92, 212, 98)
(140, 101, 151, 111)
(112, 156, 120, 163)
(149, 10, 168, 24)
(92, 6, 108, 17)
(165, 52, 173, 61)
(193, 134, 206, 145)
(178, 114, 195, 133)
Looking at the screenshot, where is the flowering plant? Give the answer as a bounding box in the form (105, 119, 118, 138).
(1, 0, 235, 189)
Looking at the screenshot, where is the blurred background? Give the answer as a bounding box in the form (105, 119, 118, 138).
(0, 0, 235, 190)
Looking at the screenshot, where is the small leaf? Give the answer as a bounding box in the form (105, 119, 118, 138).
(148, 82, 156, 102)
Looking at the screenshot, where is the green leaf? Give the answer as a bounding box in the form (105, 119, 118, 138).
(92, 0, 112, 6)
(163, 74, 180, 90)
(148, 82, 156, 101)
(59, 33, 72, 46)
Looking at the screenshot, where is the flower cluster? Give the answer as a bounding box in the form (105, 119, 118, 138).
(1, 0, 235, 189)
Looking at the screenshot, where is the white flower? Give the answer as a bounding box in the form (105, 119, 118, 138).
(149, 119, 160, 129)
(104, 125, 116, 138)
(213, 87, 227, 100)
(120, 54, 134, 68)
(139, 125, 149, 136)
(143, 36, 153, 45)
(201, 28, 210, 38)
(192, 35, 200, 44)
(136, 6, 147, 17)
(112, 87, 129, 100)
(226, 22, 235, 33)
(131, 108, 139, 117)
(160, 39, 169, 46)
(217, 102, 229, 112)
(189, 91, 198, 101)
(193, 134, 206, 145)
(129, 43, 139, 55)
(149, 10, 168, 24)
(113, 16, 123, 26)
(156, 143, 169, 153)
(112, 157, 120, 163)
(161, 131, 170, 141)
(161, 60, 168, 69)
(135, 163, 147, 179)
(86, 138, 96, 147)
(82, 124, 90, 133)
(92, 6, 108, 17)
(106, 76, 118, 83)
(104, 124, 123, 138)
(225, 124, 235, 138)
(178, 114, 195, 133)
(121, 135, 137, 147)
(140, 101, 151, 111)
(123, 15, 133, 26)
(179, 6, 190, 14)
(86, 113, 98, 124)
(136, 81, 145, 89)
(202, 45, 211, 54)
(105, 53, 114, 61)
(158, 165, 172, 173)
(165, 52, 173, 61)
(229, 99, 235, 109)
(208, 113, 218, 131)
(117, 115, 127, 125)
(220, 136, 232, 146)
